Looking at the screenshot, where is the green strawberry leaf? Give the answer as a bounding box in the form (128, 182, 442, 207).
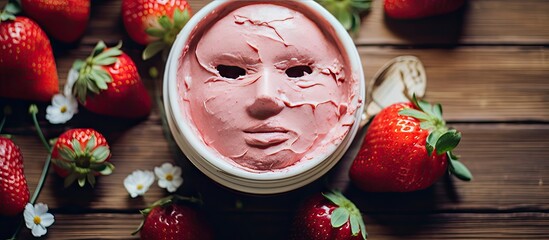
(426, 129, 444, 156)
(85, 135, 96, 152)
(143, 41, 168, 60)
(433, 103, 443, 119)
(323, 191, 346, 206)
(399, 108, 431, 121)
(173, 8, 189, 29)
(448, 155, 473, 181)
(72, 59, 85, 71)
(91, 146, 110, 163)
(158, 15, 172, 30)
(331, 207, 350, 228)
(87, 173, 96, 187)
(92, 41, 107, 57)
(64, 172, 79, 188)
(350, 0, 371, 10)
(350, 213, 360, 236)
(59, 145, 76, 161)
(358, 213, 368, 239)
(78, 177, 86, 187)
(99, 162, 115, 175)
(435, 130, 461, 155)
(145, 28, 166, 38)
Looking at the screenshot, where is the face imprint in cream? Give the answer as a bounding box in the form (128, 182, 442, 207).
(178, 3, 359, 171)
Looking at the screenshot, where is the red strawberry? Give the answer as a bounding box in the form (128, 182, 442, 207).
(0, 137, 30, 216)
(384, 0, 465, 19)
(350, 97, 472, 192)
(70, 41, 152, 118)
(121, 0, 191, 60)
(20, 0, 90, 43)
(292, 191, 367, 240)
(136, 195, 214, 240)
(0, 3, 59, 102)
(51, 128, 114, 187)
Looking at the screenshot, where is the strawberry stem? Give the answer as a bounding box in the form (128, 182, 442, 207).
(0, 106, 8, 133)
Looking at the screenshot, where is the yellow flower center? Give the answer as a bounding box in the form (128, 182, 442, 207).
(165, 174, 173, 181)
(60, 105, 67, 113)
(136, 184, 144, 190)
(33, 216, 41, 225)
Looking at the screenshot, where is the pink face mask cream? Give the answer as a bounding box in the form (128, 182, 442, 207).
(164, 0, 365, 194)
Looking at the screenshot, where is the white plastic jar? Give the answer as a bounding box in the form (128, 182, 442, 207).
(164, 0, 365, 194)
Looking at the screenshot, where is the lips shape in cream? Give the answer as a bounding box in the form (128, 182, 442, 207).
(178, 3, 360, 171)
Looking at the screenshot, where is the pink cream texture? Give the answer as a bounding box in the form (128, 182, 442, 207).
(178, 3, 359, 171)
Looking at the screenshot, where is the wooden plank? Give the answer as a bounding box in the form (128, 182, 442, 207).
(359, 47, 549, 122)
(357, 0, 549, 45)
(2, 212, 548, 239)
(1, 0, 548, 46)
(77, 0, 549, 46)
(0, 124, 542, 213)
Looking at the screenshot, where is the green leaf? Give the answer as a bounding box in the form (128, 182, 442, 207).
(85, 135, 96, 152)
(323, 191, 345, 206)
(350, 0, 371, 10)
(94, 48, 122, 62)
(78, 177, 86, 187)
(331, 207, 350, 228)
(64, 172, 79, 188)
(91, 146, 110, 163)
(92, 41, 107, 57)
(158, 16, 172, 30)
(71, 139, 83, 155)
(86, 76, 101, 94)
(399, 108, 431, 121)
(358, 213, 368, 239)
(87, 173, 96, 187)
(427, 130, 444, 156)
(350, 214, 360, 236)
(93, 57, 118, 66)
(435, 130, 461, 155)
(72, 59, 85, 71)
(58, 145, 76, 161)
(426, 143, 434, 157)
(449, 156, 473, 181)
(145, 27, 166, 38)
(98, 162, 115, 175)
(173, 8, 190, 29)
(433, 103, 443, 119)
(420, 121, 435, 131)
(142, 41, 167, 60)
(337, 9, 353, 30)
(4, 2, 21, 15)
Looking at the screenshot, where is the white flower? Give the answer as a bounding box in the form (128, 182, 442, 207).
(124, 170, 155, 198)
(154, 162, 183, 192)
(24, 203, 54, 237)
(46, 94, 78, 124)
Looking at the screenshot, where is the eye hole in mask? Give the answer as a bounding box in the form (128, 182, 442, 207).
(217, 65, 246, 79)
(285, 65, 313, 78)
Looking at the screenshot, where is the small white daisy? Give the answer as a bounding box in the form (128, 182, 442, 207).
(45, 94, 78, 124)
(154, 162, 183, 192)
(23, 203, 54, 237)
(124, 170, 155, 198)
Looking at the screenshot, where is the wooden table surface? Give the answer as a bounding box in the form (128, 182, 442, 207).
(1, 0, 548, 239)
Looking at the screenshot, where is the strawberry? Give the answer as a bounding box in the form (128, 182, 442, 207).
(135, 195, 214, 240)
(20, 0, 90, 43)
(291, 191, 367, 240)
(384, 0, 465, 19)
(51, 128, 114, 187)
(0, 3, 59, 102)
(121, 0, 191, 60)
(349, 96, 472, 192)
(70, 41, 152, 118)
(0, 137, 30, 216)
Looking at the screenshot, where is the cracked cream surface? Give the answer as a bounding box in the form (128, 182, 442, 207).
(178, 3, 359, 171)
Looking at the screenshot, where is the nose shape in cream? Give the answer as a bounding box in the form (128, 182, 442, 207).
(247, 71, 284, 119)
